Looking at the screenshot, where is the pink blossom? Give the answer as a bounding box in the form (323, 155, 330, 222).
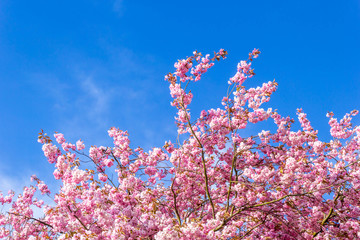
(76, 140, 85, 151)
(2, 49, 360, 239)
(54, 133, 65, 144)
(98, 173, 108, 182)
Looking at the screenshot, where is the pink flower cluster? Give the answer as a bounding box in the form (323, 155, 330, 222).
(1, 49, 360, 239)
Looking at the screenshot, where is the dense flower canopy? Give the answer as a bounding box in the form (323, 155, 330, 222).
(1, 49, 360, 239)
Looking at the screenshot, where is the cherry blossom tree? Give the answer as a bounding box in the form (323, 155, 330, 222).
(1, 49, 360, 239)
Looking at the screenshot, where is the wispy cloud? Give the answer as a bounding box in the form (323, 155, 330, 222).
(79, 77, 110, 121)
(0, 172, 28, 193)
(113, 0, 124, 16)
(27, 42, 176, 150)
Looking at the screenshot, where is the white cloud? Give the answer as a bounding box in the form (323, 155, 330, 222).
(113, 0, 124, 16)
(25, 42, 175, 153)
(0, 173, 27, 194)
(80, 77, 110, 118)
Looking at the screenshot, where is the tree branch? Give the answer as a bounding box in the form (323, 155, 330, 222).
(8, 211, 53, 229)
(171, 177, 182, 226)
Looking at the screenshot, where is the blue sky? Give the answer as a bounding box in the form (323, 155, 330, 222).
(0, 0, 359, 192)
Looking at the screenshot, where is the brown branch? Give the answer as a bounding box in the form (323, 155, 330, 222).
(232, 169, 240, 215)
(226, 149, 244, 213)
(214, 192, 312, 232)
(67, 206, 89, 231)
(312, 193, 341, 238)
(240, 221, 264, 239)
(226, 148, 237, 212)
(171, 177, 182, 226)
(8, 212, 53, 229)
(181, 103, 216, 219)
